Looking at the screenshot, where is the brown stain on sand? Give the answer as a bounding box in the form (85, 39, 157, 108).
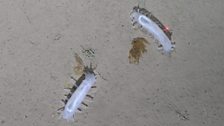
(73, 53, 85, 75)
(128, 37, 149, 64)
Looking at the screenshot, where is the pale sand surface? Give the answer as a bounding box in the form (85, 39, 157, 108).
(0, 0, 224, 126)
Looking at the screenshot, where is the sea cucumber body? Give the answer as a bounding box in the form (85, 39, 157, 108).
(130, 7, 174, 55)
(62, 72, 96, 121)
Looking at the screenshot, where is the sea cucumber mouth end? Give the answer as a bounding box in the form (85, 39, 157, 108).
(83, 64, 96, 75)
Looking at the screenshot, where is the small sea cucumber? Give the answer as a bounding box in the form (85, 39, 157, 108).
(130, 6, 175, 55)
(60, 64, 96, 121)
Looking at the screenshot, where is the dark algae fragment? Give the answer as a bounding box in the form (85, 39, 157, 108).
(128, 37, 149, 64)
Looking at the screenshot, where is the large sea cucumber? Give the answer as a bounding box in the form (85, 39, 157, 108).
(130, 6, 175, 55)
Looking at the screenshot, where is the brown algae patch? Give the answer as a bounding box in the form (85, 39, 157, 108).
(128, 37, 149, 64)
(73, 53, 85, 76)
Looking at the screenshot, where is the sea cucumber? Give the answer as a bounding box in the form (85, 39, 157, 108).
(61, 66, 96, 121)
(130, 6, 175, 55)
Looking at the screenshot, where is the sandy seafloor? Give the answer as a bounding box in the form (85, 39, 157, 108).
(0, 0, 224, 126)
